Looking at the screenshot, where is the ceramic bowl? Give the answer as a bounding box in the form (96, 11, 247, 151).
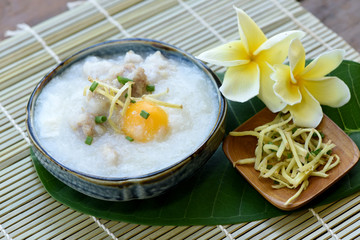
(26, 38, 227, 201)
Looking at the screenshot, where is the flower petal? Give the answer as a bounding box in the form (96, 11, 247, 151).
(197, 41, 250, 67)
(220, 62, 259, 102)
(272, 64, 301, 105)
(287, 88, 323, 128)
(257, 63, 287, 112)
(303, 77, 350, 107)
(300, 49, 345, 79)
(288, 38, 305, 77)
(254, 30, 305, 65)
(234, 6, 267, 54)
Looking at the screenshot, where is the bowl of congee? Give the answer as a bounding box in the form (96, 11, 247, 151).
(26, 39, 227, 201)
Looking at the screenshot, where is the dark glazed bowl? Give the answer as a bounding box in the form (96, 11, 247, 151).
(26, 38, 227, 201)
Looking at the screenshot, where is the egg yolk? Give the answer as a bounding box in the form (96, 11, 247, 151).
(122, 101, 169, 142)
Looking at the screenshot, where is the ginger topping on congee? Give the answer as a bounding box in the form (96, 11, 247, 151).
(34, 50, 219, 177)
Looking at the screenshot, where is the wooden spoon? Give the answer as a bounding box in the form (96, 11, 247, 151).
(222, 108, 360, 211)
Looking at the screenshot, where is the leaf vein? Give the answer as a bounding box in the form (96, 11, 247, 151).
(210, 162, 230, 217)
(228, 102, 241, 125)
(348, 63, 360, 109)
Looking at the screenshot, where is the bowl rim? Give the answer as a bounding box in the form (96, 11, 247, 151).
(26, 38, 227, 182)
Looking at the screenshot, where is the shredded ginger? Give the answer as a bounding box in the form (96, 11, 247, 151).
(230, 112, 340, 205)
(85, 76, 182, 133)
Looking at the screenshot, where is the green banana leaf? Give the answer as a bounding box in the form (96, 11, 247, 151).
(31, 60, 360, 226)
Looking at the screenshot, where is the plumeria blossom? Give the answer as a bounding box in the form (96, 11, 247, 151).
(271, 38, 350, 127)
(197, 6, 305, 112)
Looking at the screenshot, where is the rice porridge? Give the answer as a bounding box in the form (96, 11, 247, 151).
(34, 50, 219, 178)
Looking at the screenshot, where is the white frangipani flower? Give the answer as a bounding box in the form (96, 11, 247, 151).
(197, 6, 305, 112)
(271, 38, 350, 127)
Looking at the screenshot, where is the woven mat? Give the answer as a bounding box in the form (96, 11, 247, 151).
(1, 0, 360, 239)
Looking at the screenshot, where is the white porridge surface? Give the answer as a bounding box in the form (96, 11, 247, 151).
(34, 51, 219, 178)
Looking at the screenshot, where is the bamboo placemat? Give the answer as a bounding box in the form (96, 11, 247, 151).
(1, 0, 360, 239)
